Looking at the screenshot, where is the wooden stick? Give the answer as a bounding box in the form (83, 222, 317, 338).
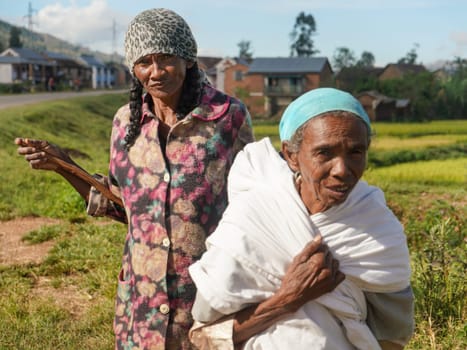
(46, 152, 124, 207)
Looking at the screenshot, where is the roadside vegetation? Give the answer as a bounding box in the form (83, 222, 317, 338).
(0, 94, 465, 349)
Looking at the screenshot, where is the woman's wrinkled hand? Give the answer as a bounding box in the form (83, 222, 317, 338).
(15, 138, 70, 171)
(277, 235, 345, 312)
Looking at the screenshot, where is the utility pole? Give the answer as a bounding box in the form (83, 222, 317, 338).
(112, 18, 117, 63)
(23, 1, 38, 47)
(24, 1, 37, 32)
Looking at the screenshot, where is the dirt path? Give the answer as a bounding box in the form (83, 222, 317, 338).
(0, 216, 62, 265)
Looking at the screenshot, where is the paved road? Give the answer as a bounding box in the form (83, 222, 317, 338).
(0, 89, 128, 110)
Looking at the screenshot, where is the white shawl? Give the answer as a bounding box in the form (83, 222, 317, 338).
(189, 138, 411, 349)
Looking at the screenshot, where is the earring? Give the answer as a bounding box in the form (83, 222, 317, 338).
(294, 171, 302, 185)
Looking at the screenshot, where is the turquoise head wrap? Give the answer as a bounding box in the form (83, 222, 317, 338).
(279, 88, 371, 141)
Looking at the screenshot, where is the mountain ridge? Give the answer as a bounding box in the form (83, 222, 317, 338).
(0, 19, 124, 64)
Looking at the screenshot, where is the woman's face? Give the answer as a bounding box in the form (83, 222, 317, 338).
(133, 53, 194, 102)
(283, 113, 369, 214)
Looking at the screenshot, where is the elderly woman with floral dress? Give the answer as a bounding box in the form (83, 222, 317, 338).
(15, 8, 263, 350)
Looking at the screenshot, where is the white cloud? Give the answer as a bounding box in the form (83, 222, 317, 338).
(450, 31, 467, 47)
(449, 31, 467, 58)
(35, 0, 128, 53)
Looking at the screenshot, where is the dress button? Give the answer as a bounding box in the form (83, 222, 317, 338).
(160, 303, 170, 314)
(162, 237, 171, 248)
(163, 173, 170, 182)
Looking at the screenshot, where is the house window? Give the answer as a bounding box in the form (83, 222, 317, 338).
(234, 70, 243, 81)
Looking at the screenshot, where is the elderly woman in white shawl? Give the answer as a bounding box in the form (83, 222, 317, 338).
(188, 88, 414, 350)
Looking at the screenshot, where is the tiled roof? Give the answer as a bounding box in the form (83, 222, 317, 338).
(0, 47, 53, 65)
(79, 54, 105, 67)
(44, 50, 73, 60)
(44, 50, 84, 67)
(248, 57, 329, 74)
(6, 47, 45, 60)
(0, 56, 29, 64)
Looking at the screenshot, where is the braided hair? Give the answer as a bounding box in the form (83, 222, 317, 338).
(123, 62, 202, 150)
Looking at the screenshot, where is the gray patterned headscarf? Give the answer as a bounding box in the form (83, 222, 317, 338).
(124, 8, 198, 74)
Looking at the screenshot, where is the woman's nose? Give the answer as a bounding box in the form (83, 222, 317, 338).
(148, 59, 162, 75)
(330, 157, 349, 178)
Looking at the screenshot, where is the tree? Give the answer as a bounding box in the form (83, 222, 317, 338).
(356, 51, 375, 68)
(9, 26, 23, 48)
(438, 56, 467, 118)
(332, 47, 356, 71)
(289, 12, 319, 57)
(237, 40, 253, 62)
(398, 43, 419, 64)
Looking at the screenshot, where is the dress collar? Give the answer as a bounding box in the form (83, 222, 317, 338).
(140, 84, 231, 124)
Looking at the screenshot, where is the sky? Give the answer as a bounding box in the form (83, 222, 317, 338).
(1, 0, 466, 70)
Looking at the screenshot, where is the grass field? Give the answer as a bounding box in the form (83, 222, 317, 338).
(0, 95, 465, 349)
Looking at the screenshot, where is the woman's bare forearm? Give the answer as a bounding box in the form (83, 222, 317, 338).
(232, 237, 344, 347)
(55, 167, 92, 201)
(232, 292, 295, 347)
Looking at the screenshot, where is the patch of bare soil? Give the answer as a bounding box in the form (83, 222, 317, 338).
(0, 216, 62, 266)
(32, 276, 94, 318)
(0, 216, 99, 318)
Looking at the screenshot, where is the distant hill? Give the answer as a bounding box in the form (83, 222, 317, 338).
(0, 19, 124, 64)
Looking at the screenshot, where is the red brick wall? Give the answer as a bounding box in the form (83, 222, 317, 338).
(224, 64, 250, 96)
(224, 65, 266, 117)
(223, 61, 334, 118)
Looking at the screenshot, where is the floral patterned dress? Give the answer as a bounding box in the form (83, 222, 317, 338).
(88, 83, 254, 349)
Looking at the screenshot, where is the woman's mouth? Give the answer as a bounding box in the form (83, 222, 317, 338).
(326, 184, 352, 201)
(148, 82, 163, 88)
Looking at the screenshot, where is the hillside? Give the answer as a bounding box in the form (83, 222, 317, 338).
(0, 19, 124, 64)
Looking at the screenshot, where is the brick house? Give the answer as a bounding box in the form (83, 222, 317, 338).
(221, 56, 334, 117)
(378, 63, 427, 80)
(357, 90, 410, 121)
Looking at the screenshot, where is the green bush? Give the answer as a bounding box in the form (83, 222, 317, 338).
(0, 82, 28, 94)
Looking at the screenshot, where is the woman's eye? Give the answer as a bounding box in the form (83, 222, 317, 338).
(136, 58, 151, 66)
(350, 148, 366, 159)
(352, 148, 365, 155)
(317, 149, 330, 156)
(160, 54, 174, 63)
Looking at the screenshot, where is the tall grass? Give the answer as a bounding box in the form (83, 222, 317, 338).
(0, 97, 465, 349)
